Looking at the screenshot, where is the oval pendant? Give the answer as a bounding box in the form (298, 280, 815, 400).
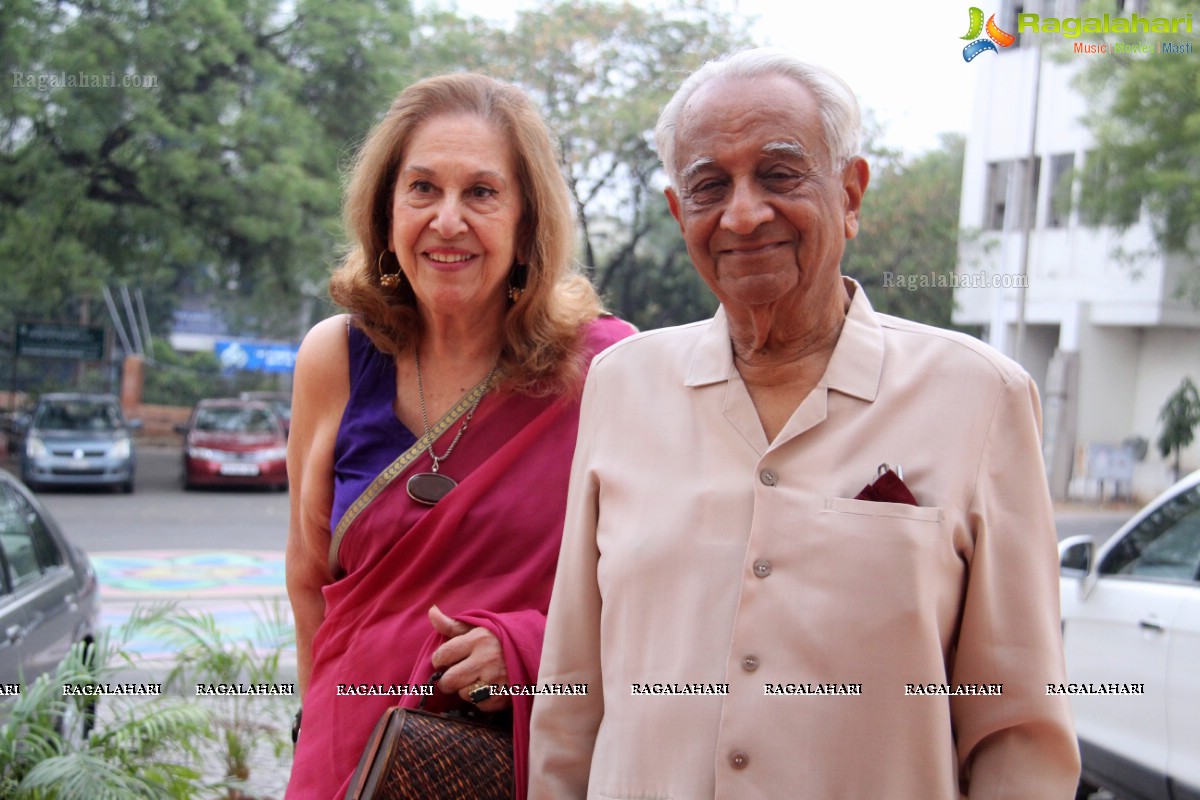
(407, 472, 457, 505)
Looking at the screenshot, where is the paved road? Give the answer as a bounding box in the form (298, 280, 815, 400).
(1054, 505, 1135, 546)
(8, 445, 289, 553)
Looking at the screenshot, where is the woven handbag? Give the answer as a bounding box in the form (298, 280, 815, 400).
(345, 694, 513, 800)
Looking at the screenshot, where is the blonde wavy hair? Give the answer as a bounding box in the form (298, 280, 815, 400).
(331, 72, 602, 396)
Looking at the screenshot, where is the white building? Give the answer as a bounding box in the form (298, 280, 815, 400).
(954, 0, 1200, 501)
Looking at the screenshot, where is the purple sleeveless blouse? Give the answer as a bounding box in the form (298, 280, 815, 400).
(330, 324, 417, 532)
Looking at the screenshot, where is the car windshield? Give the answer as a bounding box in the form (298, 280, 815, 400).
(195, 406, 278, 434)
(34, 399, 122, 432)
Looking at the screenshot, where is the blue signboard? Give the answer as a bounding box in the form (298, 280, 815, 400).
(215, 340, 299, 374)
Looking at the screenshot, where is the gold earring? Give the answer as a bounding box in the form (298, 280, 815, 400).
(507, 262, 528, 304)
(377, 250, 402, 289)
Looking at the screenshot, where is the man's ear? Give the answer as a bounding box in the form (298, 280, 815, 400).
(842, 157, 870, 240)
(666, 187, 685, 232)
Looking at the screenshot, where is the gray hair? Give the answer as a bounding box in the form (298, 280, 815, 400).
(654, 48, 863, 188)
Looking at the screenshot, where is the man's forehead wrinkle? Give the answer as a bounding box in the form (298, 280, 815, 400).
(675, 94, 816, 181)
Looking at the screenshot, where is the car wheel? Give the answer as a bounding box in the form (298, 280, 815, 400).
(121, 479, 134, 494)
(1074, 780, 1102, 800)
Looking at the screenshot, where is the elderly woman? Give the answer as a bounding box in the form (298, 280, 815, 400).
(284, 73, 633, 799)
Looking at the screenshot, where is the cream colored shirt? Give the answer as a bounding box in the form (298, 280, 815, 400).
(529, 280, 1079, 799)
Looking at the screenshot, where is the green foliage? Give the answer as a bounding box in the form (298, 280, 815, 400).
(1157, 376, 1200, 475)
(0, 602, 296, 799)
(158, 602, 296, 792)
(0, 606, 212, 799)
(604, 202, 718, 331)
(141, 338, 295, 408)
(2, 0, 975, 344)
(0, 0, 414, 342)
(843, 133, 967, 327)
(1073, 0, 1200, 301)
(141, 339, 223, 407)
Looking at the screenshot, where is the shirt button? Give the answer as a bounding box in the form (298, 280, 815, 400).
(753, 559, 772, 578)
(759, 469, 778, 486)
(742, 655, 760, 672)
(730, 751, 750, 770)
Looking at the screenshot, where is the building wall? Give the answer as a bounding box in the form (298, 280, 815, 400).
(954, 27, 1200, 500)
(1130, 329, 1200, 493)
(1074, 323, 1140, 447)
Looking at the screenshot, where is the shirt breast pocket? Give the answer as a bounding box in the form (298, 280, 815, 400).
(809, 496, 959, 642)
(822, 495, 944, 523)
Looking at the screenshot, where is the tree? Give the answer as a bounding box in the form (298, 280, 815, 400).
(0, 0, 413, 351)
(1074, 0, 1200, 302)
(410, 0, 750, 326)
(1157, 376, 1200, 478)
(842, 133, 967, 328)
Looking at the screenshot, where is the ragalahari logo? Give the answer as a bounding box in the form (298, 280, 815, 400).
(962, 7, 1016, 61)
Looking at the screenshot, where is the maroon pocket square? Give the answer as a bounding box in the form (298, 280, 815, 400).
(854, 468, 918, 506)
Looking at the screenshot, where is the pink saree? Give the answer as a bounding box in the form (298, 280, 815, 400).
(286, 317, 632, 800)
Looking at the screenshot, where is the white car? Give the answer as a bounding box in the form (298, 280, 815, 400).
(1059, 469, 1200, 800)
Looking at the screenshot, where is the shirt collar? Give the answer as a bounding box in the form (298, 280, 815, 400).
(825, 277, 883, 402)
(684, 277, 883, 404)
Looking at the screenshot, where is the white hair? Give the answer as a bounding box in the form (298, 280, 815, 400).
(655, 48, 863, 188)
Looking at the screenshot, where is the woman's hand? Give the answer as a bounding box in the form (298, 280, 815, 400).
(428, 605, 511, 712)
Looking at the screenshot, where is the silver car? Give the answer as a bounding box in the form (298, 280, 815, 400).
(0, 469, 100, 699)
(19, 393, 138, 493)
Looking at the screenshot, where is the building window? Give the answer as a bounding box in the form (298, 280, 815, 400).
(1046, 153, 1075, 228)
(985, 158, 1041, 230)
(985, 161, 1010, 230)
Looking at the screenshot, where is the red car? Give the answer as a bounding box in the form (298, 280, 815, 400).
(179, 399, 288, 490)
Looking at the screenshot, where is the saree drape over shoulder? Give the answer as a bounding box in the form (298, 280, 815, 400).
(286, 317, 632, 800)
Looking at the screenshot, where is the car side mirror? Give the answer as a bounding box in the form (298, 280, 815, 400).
(127, 418, 144, 432)
(174, 423, 189, 436)
(1058, 535, 1094, 576)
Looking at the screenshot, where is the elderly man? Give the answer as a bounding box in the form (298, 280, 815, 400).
(528, 48, 1080, 799)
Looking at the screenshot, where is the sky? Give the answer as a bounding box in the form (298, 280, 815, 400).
(422, 0, 979, 156)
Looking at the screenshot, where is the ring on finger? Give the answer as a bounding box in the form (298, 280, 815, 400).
(467, 681, 492, 704)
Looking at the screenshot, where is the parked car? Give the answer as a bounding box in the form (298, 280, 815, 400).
(0, 469, 100, 731)
(19, 393, 138, 493)
(1, 410, 30, 457)
(180, 398, 288, 490)
(238, 390, 292, 436)
(1059, 469, 1200, 800)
